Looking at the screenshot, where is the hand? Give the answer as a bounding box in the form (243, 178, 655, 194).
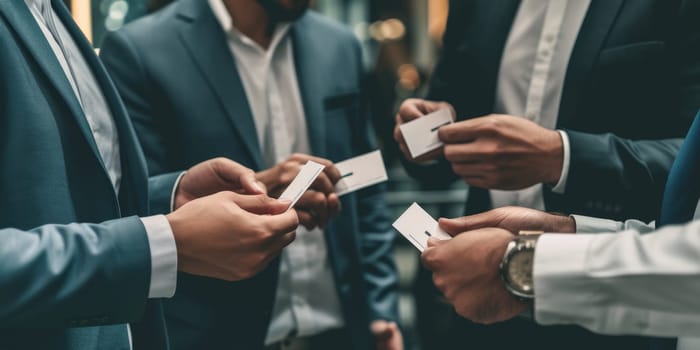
(421, 228, 528, 324)
(439, 206, 576, 236)
(371, 320, 403, 350)
(256, 153, 342, 230)
(167, 191, 299, 281)
(438, 114, 563, 190)
(393, 98, 456, 163)
(174, 157, 265, 210)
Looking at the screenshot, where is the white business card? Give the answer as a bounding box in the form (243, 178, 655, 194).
(392, 202, 452, 252)
(399, 108, 454, 159)
(335, 150, 388, 196)
(278, 161, 325, 209)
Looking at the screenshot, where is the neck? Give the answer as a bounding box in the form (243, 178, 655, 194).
(223, 0, 273, 48)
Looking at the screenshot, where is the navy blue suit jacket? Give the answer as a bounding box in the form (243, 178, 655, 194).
(0, 0, 178, 349)
(100, 1, 399, 349)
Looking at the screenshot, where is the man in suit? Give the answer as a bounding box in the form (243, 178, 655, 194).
(422, 109, 700, 350)
(393, 0, 699, 349)
(0, 0, 299, 349)
(100, 0, 401, 349)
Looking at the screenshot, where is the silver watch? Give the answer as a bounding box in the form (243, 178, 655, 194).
(499, 234, 540, 300)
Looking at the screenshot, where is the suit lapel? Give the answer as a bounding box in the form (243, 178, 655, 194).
(558, 0, 625, 127)
(291, 16, 326, 157)
(0, 0, 108, 173)
(176, 0, 265, 170)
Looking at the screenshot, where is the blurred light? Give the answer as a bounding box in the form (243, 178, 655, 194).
(368, 18, 406, 42)
(354, 21, 369, 40)
(397, 64, 420, 91)
(105, 0, 129, 31)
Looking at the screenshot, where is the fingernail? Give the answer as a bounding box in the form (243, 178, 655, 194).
(253, 182, 264, 192)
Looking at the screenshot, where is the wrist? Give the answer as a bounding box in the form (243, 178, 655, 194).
(544, 130, 564, 184)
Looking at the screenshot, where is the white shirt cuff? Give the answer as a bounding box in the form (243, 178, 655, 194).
(170, 172, 187, 212)
(550, 130, 570, 194)
(141, 215, 178, 298)
(533, 233, 595, 326)
(572, 214, 624, 234)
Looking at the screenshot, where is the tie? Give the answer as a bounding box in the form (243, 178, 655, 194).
(651, 109, 700, 350)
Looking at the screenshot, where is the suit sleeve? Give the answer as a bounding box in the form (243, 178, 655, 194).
(535, 219, 700, 337)
(100, 29, 182, 215)
(352, 41, 400, 323)
(0, 217, 151, 328)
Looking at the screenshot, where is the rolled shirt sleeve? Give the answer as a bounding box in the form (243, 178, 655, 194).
(534, 220, 700, 337)
(140, 215, 177, 298)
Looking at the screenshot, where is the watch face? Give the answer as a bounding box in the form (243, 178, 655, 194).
(507, 251, 534, 293)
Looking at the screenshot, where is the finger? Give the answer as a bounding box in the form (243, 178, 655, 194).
(444, 140, 502, 163)
(439, 216, 492, 236)
(438, 118, 488, 144)
(297, 210, 318, 230)
(312, 192, 329, 229)
(264, 209, 300, 234)
(323, 164, 342, 184)
(309, 173, 335, 194)
(225, 193, 290, 215)
(397, 99, 428, 123)
(327, 193, 341, 217)
(426, 237, 442, 247)
(371, 320, 392, 339)
(212, 158, 256, 186)
(239, 171, 266, 195)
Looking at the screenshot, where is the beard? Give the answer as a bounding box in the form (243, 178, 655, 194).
(257, 0, 310, 22)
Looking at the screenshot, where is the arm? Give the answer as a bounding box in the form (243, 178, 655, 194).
(0, 217, 151, 328)
(535, 219, 700, 337)
(100, 29, 182, 214)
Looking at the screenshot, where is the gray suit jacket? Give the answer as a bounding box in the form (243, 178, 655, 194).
(0, 0, 176, 349)
(100, 1, 399, 349)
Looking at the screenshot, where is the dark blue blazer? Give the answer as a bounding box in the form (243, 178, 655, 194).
(100, 0, 399, 349)
(0, 0, 178, 349)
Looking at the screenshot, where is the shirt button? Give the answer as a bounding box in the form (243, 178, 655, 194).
(526, 112, 538, 121)
(545, 34, 555, 43)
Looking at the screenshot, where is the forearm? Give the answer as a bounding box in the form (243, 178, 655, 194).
(0, 217, 151, 327)
(534, 219, 700, 337)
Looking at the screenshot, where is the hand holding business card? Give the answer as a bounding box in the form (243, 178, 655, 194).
(277, 160, 325, 209)
(399, 108, 454, 159)
(393, 202, 452, 252)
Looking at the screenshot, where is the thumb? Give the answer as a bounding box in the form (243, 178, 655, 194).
(371, 320, 395, 340)
(439, 215, 490, 236)
(228, 193, 290, 215)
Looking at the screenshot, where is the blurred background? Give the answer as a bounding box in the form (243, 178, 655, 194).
(65, 1, 469, 348)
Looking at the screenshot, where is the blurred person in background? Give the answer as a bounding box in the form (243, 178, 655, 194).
(394, 0, 700, 349)
(100, 0, 402, 349)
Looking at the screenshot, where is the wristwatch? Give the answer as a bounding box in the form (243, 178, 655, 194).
(499, 234, 540, 300)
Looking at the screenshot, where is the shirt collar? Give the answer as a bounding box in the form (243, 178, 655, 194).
(208, 0, 291, 52)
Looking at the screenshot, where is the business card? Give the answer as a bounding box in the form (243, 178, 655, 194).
(278, 161, 325, 209)
(399, 108, 454, 159)
(392, 202, 452, 252)
(335, 150, 388, 196)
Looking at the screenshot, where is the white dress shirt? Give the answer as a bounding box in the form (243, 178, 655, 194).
(534, 202, 700, 349)
(208, 0, 345, 344)
(25, 0, 177, 304)
(491, 0, 589, 209)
